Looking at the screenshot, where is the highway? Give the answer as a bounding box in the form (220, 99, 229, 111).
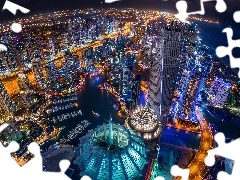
(175, 107, 214, 180)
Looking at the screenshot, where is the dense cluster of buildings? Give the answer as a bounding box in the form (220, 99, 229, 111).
(0, 7, 239, 180)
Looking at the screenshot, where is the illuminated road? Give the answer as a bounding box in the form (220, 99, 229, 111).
(176, 107, 214, 180)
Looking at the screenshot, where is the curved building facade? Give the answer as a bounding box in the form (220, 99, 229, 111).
(125, 106, 162, 141)
(74, 116, 149, 180)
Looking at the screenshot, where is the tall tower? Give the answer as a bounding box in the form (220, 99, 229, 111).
(101, 7, 105, 35)
(0, 82, 15, 121)
(0, 37, 17, 70)
(178, 70, 205, 119)
(147, 21, 185, 125)
(32, 60, 47, 90)
(109, 114, 113, 145)
(208, 76, 231, 107)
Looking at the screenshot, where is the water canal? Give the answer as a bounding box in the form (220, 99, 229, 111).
(41, 71, 200, 151)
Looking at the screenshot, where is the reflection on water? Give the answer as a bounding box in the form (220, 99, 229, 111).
(41, 72, 123, 150)
(41, 70, 200, 151)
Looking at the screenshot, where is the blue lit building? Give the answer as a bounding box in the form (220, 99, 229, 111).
(0, 36, 18, 71)
(176, 64, 210, 120)
(74, 115, 149, 180)
(208, 76, 232, 107)
(46, 61, 59, 88)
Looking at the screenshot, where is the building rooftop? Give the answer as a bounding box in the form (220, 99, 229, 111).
(74, 116, 149, 180)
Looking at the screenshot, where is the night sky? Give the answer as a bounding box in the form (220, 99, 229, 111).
(0, 0, 240, 25)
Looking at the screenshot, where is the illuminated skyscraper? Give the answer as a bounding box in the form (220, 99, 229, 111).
(61, 33, 69, 50)
(0, 82, 15, 121)
(109, 57, 121, 92)
(179, 70, 205, 119)
(119, 65, 132, 98)
(32, 60, 47, 90)
(147, 22, 192, 125)
(46, 61, 59, 88)
(12, 39, 32, 69)
(0, 56, 7, 73)
(0, 37, 17, 71)
(74, 114, 149, 180)
(208, 76, 232, 107)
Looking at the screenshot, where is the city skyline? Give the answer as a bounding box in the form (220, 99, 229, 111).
(1, 0, 239, 25)
(0, 5, 239, 180)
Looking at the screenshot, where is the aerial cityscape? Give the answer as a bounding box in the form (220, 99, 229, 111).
(0, 5, 239, 180)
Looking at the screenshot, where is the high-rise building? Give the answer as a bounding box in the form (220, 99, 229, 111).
(61, 33, 69, 51)
(17, 73, 32, 92)
(0, 56, 7, 73)
(179, 70, 205, 119)
(147, 22, 192, 125)
(0, 82, 15, 122)
(208, 76, 232, 107)
(32, 60, 47, 90)
(109, 57, 121, 93)
(119, 66, 132, 97)
(129, 75, 141, 110)
(12, 39, 32, 69)
(45, 61, 59, 88)
(0, 37, 17, 70)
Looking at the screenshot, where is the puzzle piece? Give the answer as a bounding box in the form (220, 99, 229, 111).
(0, 123, 93, 180)
(0, 22, 22, 52)
(104, 0, 121, 3)
(0, 142, 72, 180)
(0, 3, 25, 52)
(0, 44, 7, 51)
(0, 141, 21, 174)
(81, 175, 92, 180)
(154, 176, 165, 180)
(170, 165, 190, 180)
(20, 142, 43, 173)
(2, 0, 30, 15)
(215, 28, 240, 78)
(0, 124, 72, 179)
(175, 0, 227, 22)
(205, 132, 240, 180)
(11, 22, 22, 33)
(233, 11, 240, 23)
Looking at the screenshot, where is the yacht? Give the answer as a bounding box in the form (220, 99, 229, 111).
(113, 104, 119, 110)
(92, 111, 100, 117)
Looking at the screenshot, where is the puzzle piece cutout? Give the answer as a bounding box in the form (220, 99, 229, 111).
(0, 22, 22, 52)
(11, 22, 22, 33)
(154, 176, 165, 180)
(205, 132, 240, 180)
(215, 27, 240, 78)
(104, 0, 121, 3)
(175, 0, 227, 22)
(170, 165, 190, 180)
(0, 123, 92, 180)
(0, 1, 27, 51)
(233, 11, 240, 23)
(2, 0, 30, 15)
(81, 176, 92, 180)
(0, 44, 7, 51)
(2, 1, 25, 42)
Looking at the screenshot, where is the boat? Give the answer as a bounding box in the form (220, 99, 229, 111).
(113, 104, 119, 110)
(92, 111, 100, 117)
